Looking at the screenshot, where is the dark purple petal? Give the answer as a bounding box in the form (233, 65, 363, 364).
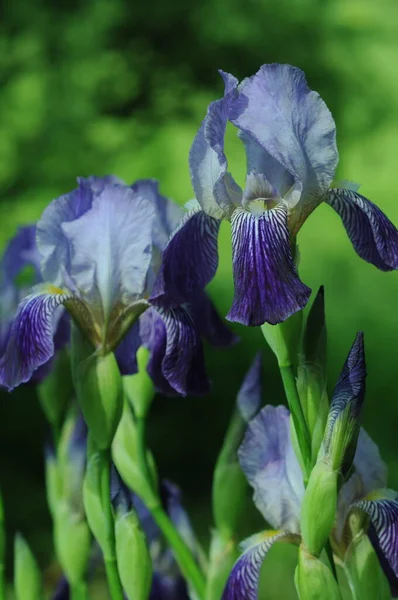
(222, 531, 299, 600)
(355, 494, 398, 583)
(189, 73, 242, 218)
(189, 292, 238, 347)
(114, 321, 141, 376)
(230, 64, 338, 200)
(141, 306, 209, 396)
(150, 205, 220, 307)
(237, 354, 262, 422)
(0, 288, 71, 390)
(52, 577, 70, 600)
(238, 405, 304, 531)
(326, 189, 398, 271)
(324, 332, 366, 476)
(226, 206, 311, 326)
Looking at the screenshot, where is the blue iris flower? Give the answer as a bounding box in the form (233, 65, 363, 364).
(154, 64, 398, 326)
(222, 334, 398, 599)
(0, 177, 235, 395)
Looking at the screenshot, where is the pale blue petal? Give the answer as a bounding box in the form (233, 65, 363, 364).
(238, 405, 304, 531)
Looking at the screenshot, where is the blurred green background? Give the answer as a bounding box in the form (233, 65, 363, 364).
(1, 0, 398, 597)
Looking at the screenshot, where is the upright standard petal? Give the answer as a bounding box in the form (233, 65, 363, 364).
(237, 353, 262, 422)
(189, 72, 242, 219)
(354, 493, 398, 581)
(323, 332, 366, 477)
(222, 530, 299, 600)
(238, 405, 304, 532)
(230, 64, 338, 203)
(0, 287, 71, 390)
(326, 189, 398, 271)
(227, 206, 311, 326)
(140, 306, 209, 396)
(151, 202, 221, 307)
(60, 185, 155, 319)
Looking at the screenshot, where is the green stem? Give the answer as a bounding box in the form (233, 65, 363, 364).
(279, 365, 312, 478)
(98, 449, 124, 600)
(70, 581, 89, 600)
(135, 416, 206, 599)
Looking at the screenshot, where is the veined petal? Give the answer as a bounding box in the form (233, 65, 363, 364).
(140, 306, 209, 396)
(0, 286, 71, 390)
(189, 72, 242, 218)
(151, 203, 221, 307)
(227, 206, 311, 326)
(230, 64, 338, 203)
(238, 405, 304, 531)
(222, 530, 299, 600)
(326, 189, 398, 270)
(61, 184, 155, 320)
(354, 493, 398, 580)
(237, 353, 262, 422)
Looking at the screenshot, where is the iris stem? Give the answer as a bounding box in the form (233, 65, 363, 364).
(135, 415, 206, 599)
(279, 365, 312, 480)
(70, 581, 89, 600)
(97, 449, 124, 600)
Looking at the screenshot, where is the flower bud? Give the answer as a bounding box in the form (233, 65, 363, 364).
(72, 327, 123, 449)
(83, 451, 107, 551)
(261, 309, 303, 367)
(37, 349, 73, 428)
(115, 503, 152, 600)
(300, 460, 338, 557)
(14, 534, 43, 600)
(297, 366, 329, 463)
(123, 347, 155, 419)
(296, 544, 340, 600)
(344, 531, 390, 600)
(54, 503, 91, 585)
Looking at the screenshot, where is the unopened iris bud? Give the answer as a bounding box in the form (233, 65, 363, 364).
(54, 504, 91, 586)
(344, 530, 390, 600)
(83, 451, 107, 551)
(261, 310, 303, 367)
(296, 544, 341, 600)
(123, 347, 155, 419)
(14, 534, 43, 600)
(114, 497, 152, 600)
(300, 460, 338, 557)
(72, 327, 123, 449)
(37, 349, 73, 429)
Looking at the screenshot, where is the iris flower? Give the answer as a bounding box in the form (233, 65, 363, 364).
(223, 333, 398, 598)
(0, 177, 235, 395)
(154, 64, 398, 326)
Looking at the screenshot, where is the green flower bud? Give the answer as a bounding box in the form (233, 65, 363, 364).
(261, 310, 303, 367)
(301, 460, 338, 557)
(112, 403, 157, 507)
(205, 531, 239, 600)
(115, 507, 152, 600)
(54, 503, 91, 585)
(44, 449, 62, 520)
(14, 534, 43, 600)
(37, 349, 73, 428)
(83, 452, 107, 551)
(123, 347, 155, 419)
(344, 532, 390, 600)
(296, 545, 341, 600)
(297, 366, 329, 463)
(72, 326, 123, 449)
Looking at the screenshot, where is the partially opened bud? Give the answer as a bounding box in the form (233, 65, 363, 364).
(72, 327, 123, 449)
(296, 545, 340, 600)
(14, 534, 43, 600)
(300, 459, 338, 557)
(114, 493, 152, 600)
(261, 310, 303, 367)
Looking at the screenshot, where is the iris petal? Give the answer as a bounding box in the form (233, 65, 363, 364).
(222, 530, 299, 600)
(230, 64, 338, 202)
(227, 206, 311, 326)
(326, 189, 398, 271)
(187, 292, 238, 348)
(151, 203, 220, 307)
(189, 72, 242, 218)
(114, 321, 141, 376)
(237, 353, 262, 422)
(0, 287, 71, 390)
(238, 405, 304, 531)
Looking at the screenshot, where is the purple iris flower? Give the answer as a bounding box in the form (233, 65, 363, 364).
(153, 64, 398, 326)
(223, 333, 398, 599)
(0, 177, 235, 395)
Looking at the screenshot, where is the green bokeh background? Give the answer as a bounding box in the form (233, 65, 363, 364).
(1, 0, 398, 597)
